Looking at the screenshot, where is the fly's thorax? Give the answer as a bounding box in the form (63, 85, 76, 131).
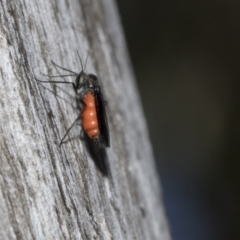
(74, 69, 101, 100)
(86, 74, 99, 89)
(77, 87, 86, 98)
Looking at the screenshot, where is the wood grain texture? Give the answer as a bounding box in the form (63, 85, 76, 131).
(0, 0, 171, 239)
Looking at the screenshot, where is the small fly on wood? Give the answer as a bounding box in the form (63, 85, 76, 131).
(36, 52, 110, 148)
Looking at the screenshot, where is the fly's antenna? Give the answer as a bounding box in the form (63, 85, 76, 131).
(77, 50, 84, 71)
(84, 53, 89, 71)
(77, 50, 89, 72)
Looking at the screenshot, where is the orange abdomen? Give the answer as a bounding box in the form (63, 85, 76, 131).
(81, 92, 99, 140)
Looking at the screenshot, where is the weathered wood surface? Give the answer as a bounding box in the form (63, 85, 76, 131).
(0, 0, 171, 239)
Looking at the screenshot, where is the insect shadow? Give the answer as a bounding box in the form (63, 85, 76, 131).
(81, 131, 110, 177)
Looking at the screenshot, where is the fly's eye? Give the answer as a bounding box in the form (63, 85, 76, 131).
(88, 74, 98, 81)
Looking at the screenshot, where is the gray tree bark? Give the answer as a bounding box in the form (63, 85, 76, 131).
(0, 0, 171, 239)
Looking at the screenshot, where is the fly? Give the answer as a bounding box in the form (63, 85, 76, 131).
(36, 53, 110, 148)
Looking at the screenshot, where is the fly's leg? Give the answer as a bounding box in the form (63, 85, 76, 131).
(60, 116, 80, 146)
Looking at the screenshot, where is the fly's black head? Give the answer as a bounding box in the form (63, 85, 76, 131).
(75, 71, 99, 96)
(87, 74, 99, 89)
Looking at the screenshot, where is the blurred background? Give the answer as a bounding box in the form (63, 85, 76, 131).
(116, 1, 240, 239)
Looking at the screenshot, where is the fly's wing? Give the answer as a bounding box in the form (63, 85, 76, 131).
(95, 86, 110, 147)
